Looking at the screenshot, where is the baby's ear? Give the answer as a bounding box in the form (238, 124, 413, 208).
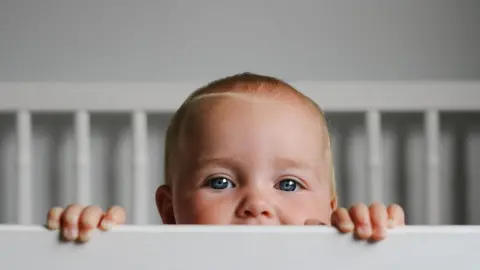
(330, 197, 338, 211)
(155, 185, 176, 224)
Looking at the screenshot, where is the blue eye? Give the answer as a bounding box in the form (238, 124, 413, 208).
(206, 177, 236, 190)
(276, 179, 301, 192)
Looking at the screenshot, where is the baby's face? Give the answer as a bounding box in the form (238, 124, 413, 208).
(168, 94, 333, 225)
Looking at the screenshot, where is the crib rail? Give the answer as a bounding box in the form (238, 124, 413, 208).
(0, 225, 479, 270)
(0, 81, 479, 225)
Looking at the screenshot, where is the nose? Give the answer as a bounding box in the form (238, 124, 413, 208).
(236, 190, 275, 219)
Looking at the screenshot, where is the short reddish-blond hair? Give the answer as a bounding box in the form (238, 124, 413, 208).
(164, 72, 336, 198)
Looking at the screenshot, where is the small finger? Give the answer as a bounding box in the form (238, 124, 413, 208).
(78, 206, 104, 242)
(369, 202, 387, 241)
(99, 205, 126, 231)
(46, 207, 64, 230)
(349, 203, 372, 239)
(331, 208, 354, 233)
(387, 204, 406, 228)
(61, 204, 83, 241)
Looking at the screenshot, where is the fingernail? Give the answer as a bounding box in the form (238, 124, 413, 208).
(63, 228, 78, 240)
(65, 214, 77, 225)
(70, 228, 78, 239)
(341, 222, 354, 231)
(388, 218, 395, 228)
(78, 231, 90, 242)
(47, 220, 58, 230)
(375, 227, 386, 238)
(62, 228, 69, 239)
(358, 225, 371, 236)
(101, 219, 113, 230)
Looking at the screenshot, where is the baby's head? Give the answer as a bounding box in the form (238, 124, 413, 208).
(155, 73, 337, 225)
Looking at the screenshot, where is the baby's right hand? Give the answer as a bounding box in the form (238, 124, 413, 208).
(46, 205, 126, 243)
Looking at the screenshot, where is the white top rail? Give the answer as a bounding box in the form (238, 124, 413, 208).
(0, 81, 479, 111)
(0, 225, 480, 270)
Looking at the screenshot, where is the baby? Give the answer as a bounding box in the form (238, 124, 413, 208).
(46, 73, 405, 242)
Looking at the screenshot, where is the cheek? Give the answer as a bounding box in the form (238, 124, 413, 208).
(173, 190, 238, 224)
(278, 191, 332, 224)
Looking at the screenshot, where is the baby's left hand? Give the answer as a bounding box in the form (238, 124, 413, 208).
(331, 202, 405, 241)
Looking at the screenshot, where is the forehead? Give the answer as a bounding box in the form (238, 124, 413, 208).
(179, 94, 329, 160)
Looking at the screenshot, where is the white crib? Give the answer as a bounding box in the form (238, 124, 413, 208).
(0, 225, 480, 270)
(0, 81, 479, 225)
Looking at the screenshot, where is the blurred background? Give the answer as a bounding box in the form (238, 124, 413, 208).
(0, 0, 479, 225)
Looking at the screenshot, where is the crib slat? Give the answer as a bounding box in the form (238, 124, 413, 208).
(425, 110, 441, 225)
(366, 110, 383, 203)
(132, 111, 149, 224)
(16, 111, 32, 224)
(75, 111, 91, 205)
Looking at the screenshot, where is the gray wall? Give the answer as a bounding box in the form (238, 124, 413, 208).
(0, 0, 479, 81)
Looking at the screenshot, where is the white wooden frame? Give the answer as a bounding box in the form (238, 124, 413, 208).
(0, 225, 479, 270)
